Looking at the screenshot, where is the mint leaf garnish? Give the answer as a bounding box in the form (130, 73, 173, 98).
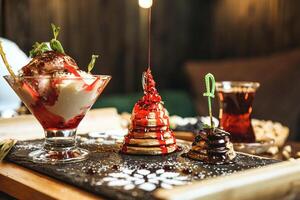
(29, 24, 65, 57)
(50, 23, 65, 54)
(29, 42, 50, 58)
(87, 55, 99, 73)
(51, 23, 60, 40)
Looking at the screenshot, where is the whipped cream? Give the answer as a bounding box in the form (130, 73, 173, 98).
(45, 76, 102, 121)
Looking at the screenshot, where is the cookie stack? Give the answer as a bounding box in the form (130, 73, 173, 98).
(121, 68, 177, 155)
(188, 128, 236, 164)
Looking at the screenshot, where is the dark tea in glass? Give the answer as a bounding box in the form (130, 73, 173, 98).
(216, 81, 260, 143)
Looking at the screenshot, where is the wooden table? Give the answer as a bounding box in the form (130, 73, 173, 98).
(0, 112, 299, 200)
(1, 137, 298, 200)
(2, 151, 300, 200)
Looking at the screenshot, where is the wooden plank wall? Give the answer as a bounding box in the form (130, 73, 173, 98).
(1, 0, 300, 93)
(0, 0, 4, 36)
(210, 0, 300, 58)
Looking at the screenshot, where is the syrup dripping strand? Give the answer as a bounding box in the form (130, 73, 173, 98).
(156, 131, 168, 154)
(148, 7, 151, 68)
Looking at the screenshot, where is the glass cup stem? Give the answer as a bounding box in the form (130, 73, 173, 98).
(29, 129, 89, 164)
(44, 129, 76, 150)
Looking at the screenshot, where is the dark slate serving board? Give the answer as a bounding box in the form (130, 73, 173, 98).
(6, 134, 279, 200)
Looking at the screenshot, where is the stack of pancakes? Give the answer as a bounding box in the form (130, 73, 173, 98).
(121, 68, 177, 155)
(188, 128, 236, 164)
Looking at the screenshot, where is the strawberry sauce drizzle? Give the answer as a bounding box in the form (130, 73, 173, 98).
(85, 77, 100, 91)
(122, 68, 176, 154)
(65, 65, 82, 77)
(21, 82, 39, 101)
(64, 64, 100, 92)
(156, 131, 168, 154)
(22, 76, 88, 130)
(17, 51, 100, 131)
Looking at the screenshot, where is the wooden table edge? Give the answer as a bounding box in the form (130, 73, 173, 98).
(0, 161, 102, 200)
(154, 160, 300, 200)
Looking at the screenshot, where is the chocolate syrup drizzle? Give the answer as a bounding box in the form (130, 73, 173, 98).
(148, 7, 151, 68)
(121, 6, 177, 154)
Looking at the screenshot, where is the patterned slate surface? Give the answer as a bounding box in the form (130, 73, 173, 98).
(6, 134, 279, 200)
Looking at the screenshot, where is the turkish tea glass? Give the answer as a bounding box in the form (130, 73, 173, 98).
(4, 75, 111, 163)
(216, 81, 260, 143)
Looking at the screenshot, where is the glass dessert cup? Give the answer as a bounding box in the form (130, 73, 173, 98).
(4, 75, 111, 164)
(216, 81, 260, 143)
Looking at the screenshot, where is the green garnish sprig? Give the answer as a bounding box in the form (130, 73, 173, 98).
(203, 73, 216, 128)
(50, 23, 65, 54)
(87, 55, 99, 73)
(29, 23, 65, 57)
(0, 139, 17, 162)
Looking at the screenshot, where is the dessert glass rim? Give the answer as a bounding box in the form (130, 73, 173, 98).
(3, 74, 112, 80)
(216, 81, 260, 89)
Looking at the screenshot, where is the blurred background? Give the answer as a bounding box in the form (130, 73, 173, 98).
(1, 0, 300, 139)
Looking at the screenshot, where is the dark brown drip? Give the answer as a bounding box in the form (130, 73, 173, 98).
(148, 7, 151, 68)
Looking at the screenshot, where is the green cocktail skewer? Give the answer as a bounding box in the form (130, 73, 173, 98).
(203, 73, 216, 128)
(0, 41, 16, 79)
